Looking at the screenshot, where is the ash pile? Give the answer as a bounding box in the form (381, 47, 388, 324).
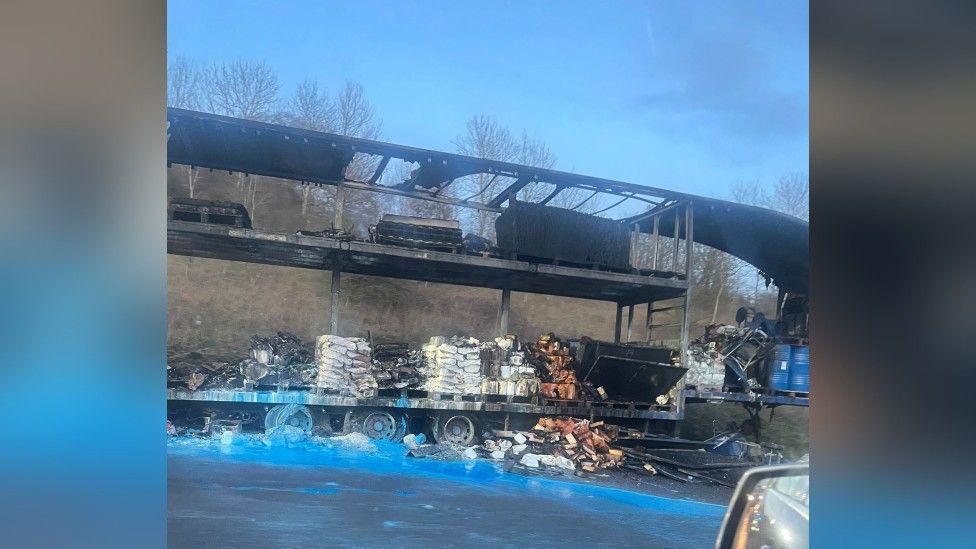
(479, 336, 541, 398)
(421, 336, 484, 395)
(315, 335, 377, 397)
(241, 331, 317, 389)
(371, 343, 424, 389)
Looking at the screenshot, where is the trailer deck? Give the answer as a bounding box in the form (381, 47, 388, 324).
(682, 389, 809, 407)
(168, 388, 679, 420)
(168, 221, 688, 305)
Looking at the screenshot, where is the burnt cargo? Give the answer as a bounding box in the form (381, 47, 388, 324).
(168, 197, 252, 228)
(575, 339, 685, 402)
(494, 202, 631, 269)
(373, 214, 462, 251)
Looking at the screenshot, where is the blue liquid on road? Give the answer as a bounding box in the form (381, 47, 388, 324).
(168, 436, 725, 548)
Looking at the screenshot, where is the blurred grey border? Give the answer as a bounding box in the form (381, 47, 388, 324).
(812, 0, 976, 466)
(1, 0, 974, 546)
(1, 1, 166, 548)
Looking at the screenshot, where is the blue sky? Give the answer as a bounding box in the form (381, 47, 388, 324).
(168, 1, 807, 200)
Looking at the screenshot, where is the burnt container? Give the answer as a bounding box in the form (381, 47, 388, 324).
(495, 202, 631, 269)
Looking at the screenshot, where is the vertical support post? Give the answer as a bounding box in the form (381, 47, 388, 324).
(776, 286, 787, 319)
(333, 182, 345, 231)
(672, 207, 681, 272)
(677, 203, 694, 421)
(651, 216, 660, 270)
(626, 305, 635, 342)
(614, 303, 623, 343)
(645, 301, 654, 343)
(680, 205, 694, 364)
(498, 288, 511, 337)
(330, 269, 341, 334)
(630, 223, 639, 269)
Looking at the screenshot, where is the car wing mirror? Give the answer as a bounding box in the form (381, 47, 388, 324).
(715, 463, 809, 549)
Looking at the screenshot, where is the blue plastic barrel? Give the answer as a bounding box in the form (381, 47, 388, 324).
(789, 345, 810, 393)
(768, 344, 792, 391)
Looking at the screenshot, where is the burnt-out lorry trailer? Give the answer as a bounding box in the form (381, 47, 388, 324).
(165, 109, 809, 444)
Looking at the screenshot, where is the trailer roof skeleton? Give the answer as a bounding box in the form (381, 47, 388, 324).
(167, 108, 808, 293)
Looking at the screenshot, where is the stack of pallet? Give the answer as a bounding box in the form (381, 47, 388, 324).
(533, 417, 625, 472)
(420, 336, 483, 395)
(479, 337, 541, 398)
(531, 334, 579, 400)
(314, 335, 377, 397)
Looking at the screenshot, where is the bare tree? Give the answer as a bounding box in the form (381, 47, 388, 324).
(272, 78, 383, 231)
(453, 115, 518, 238)
(168, 56, 204, 197)
(201, 59, 280, 121)
(277, 79, 338, 226)
(168, 55, 201, 110)
(280, 78, 336, 132)
(768, 172, 809, 220)
(729, 173, 809, 309)
(334, 81, 380, 139)
(235, 173, 270, 226)
(514, 131, 556, 203)
(733, 173, 808, 220)
(331, 82, 383, 232)
(509, 131, 603, 213)
(692, 244, 746, 324)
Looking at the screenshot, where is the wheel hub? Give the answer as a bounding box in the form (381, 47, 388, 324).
(265, 404, 313, 432)
(362, 412, 397, 440)
(440, 415, 474, 445)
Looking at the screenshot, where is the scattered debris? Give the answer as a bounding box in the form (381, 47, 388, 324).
(167, 352, 242, 391)
(402, 433, 426, 450)
(319, 432, 377, 453)
(248, 331, 317, 388)
(262, 424, 306, 446)
(406, 443, 463, 460)
(532, 417, 624, 472)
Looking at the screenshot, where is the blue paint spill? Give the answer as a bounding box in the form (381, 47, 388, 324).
(168, 435, 724, 517)
(168, 435, 726, 547)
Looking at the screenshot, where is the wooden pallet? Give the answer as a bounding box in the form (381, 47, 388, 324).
(481, 393, 535, 404)
(542, 399, 670, 411)
(411, 391, 481, 402)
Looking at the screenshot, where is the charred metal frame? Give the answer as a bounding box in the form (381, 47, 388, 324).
(166, 108, 808, 419)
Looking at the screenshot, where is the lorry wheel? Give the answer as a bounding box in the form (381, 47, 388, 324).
(264, 404, 313, 432)
(432, 413, 477, 445)
(361, 411, 408, 441)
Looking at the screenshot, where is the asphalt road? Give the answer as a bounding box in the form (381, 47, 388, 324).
(168, 438, 726, 548)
